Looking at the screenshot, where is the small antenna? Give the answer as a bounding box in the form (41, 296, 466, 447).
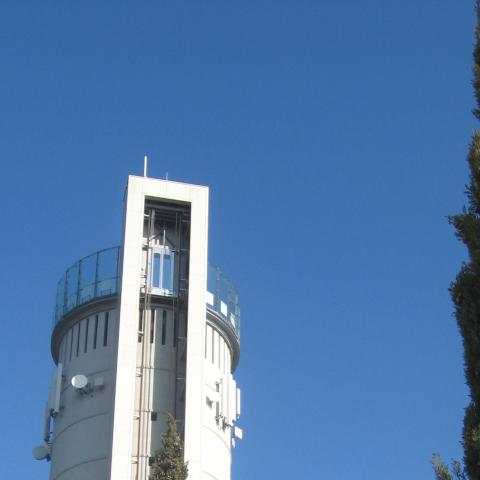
(144, 155, 148, 178)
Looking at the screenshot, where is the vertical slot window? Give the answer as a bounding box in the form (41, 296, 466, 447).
(161, 310, 167, 345)
(218, 337, 222, 369)
(173, 312, 178, 347)
(138, 310, 143, 343)
(76, 322, 81, 357)
(204, 326, 208, 359)
(62, 337, 67, 365)
(93, 315, 98, 349)
(69, 328, 74, 361)
(103, 312, 109, 347)
(84, 318, 89, 353)
(150, 310, 155, 344)
(212, 329, 215, 364)
(60, 338, 65, 365)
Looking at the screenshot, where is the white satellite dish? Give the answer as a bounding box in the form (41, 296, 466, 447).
(32, 445, 49, 460)
(71, 374, 89, 390)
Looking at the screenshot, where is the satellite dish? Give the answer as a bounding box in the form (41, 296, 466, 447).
(71, 374, 88, 390)
(32, 445, 49, 460)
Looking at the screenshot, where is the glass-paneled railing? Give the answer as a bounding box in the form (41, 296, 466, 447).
(53, 247, 241, 340)
(53, 247, 120, 326)
(207, 263, 241, 339)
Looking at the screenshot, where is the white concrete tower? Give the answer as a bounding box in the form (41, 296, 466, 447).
(35, 175, 242, 480)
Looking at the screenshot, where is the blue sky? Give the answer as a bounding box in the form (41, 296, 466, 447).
(0, 1, 476, 478)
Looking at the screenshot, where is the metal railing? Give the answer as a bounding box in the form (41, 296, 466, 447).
(207, 263, 241, 339)
(53, 247, 120, 326)
(53, 247, 241, 340)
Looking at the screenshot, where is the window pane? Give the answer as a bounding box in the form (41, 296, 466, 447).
(152, 253, 161, 288)
(66, 264, 79, 311)
(161, 310, 167, 345)
(93, 315, 98, 349)
(163, 254, 172, 292)
(97, 248, 118, 280)
(97, 248, 119, 296)
(207, 264, 218, 298)
(55, 274, 66, 322)
(79, 253, 96, 302)
(103, 312, 109, 347)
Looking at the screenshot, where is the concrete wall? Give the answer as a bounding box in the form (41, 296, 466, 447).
(202, 324, 234, 480)
(48, 304, 238, 480)
(131, 306, 177, 479)
(49, 308, 118, 480)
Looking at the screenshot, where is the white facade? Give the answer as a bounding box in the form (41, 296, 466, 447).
(36, 175, 242, 480)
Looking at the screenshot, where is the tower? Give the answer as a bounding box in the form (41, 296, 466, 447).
(34, 175, 242, 480)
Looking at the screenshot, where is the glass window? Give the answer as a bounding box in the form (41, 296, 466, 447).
(69, 328, 74, 361)
(161, 310, 167, 345)
(76, 322, 81, 357)
(152, 253, 161, 288)
(103, 312, 109, 347)
(93, 315, 98, 349)
(173, 312, 178, 347)
(150, 247, 176, 296)
(84, 318, 89, 353)
(150, 309, 155, 344)
(163, 254, 172, 292)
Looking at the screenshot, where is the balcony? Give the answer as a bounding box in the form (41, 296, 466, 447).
(53, 247, 240, 340)
(53, 247, 120, 326)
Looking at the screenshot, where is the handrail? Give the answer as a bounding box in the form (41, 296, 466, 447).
(53, 247, 120, 326)
(53, 247, 241, 340)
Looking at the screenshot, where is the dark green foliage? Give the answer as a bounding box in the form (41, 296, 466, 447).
(474, 4, 480, 121)
(149, 414, 188, 480)
(447, 2, 480, 479)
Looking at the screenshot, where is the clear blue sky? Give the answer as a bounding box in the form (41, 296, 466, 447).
(0, 1, 475, 478)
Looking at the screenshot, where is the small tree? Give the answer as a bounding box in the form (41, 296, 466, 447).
(149, 414, 188, 480)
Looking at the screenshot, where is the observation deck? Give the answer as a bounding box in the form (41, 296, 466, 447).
(53, 246, 241, 339)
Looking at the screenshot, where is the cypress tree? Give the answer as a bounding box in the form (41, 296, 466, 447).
(431, 454, 466, 480)
(446, 2, 480, 478)
(149, 414, 188, 480)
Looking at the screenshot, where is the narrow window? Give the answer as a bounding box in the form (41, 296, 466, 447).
(218, 337, 222, 369)
(103, 311, 109, 347)
(223, 342, 226, 374)
(76, 322, 81, 357)
(93, 314, 98, 349)
(138, 310, 143, 343)
(152, 253, 161, 288)
(204, 326, 208, 359)
(62, 338, 67, 365)
(150, 309, 155, 344)
(215, 382, 220, 424)
(212, 329, 215, 364)
(161, 310, 167, 345)
(69, 328, 74, 361)
(173, 311, 178, 347)
(163, 254, 172, 292)
(84, 318, 89, 353)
